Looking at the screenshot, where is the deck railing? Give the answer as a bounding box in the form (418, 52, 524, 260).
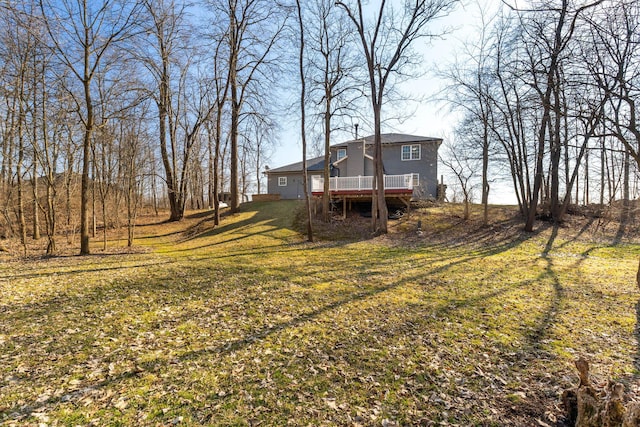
(311, 174, 414, 193)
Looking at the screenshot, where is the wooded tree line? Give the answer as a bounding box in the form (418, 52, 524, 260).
(1, 0, 638, 254)
(0, 0, 462, 252)
(443, 0, 640, 231)
(0, 0, 293, 255)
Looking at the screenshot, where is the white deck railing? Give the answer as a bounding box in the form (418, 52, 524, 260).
(311, 174, 414, 193)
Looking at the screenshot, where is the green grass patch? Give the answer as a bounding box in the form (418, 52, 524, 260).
(1, 201, 639, 425)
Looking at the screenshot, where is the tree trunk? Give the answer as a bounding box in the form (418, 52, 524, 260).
(17, 132, 27, 253)
(255, 143, 262, 195)
(482, 123, 489, 226)
(126, 160, 136, 247)
(296, 0, 313, 242)
(65, 152, 73, 243)
(550, 68, 562, 222)
(229, 6, 240, 214)
(80, 21, 93, 255)
(373, 103, 388, 234)
(213, 121, 221, 226)
(600, 136, 605, 205)
(102, 188, 108, 251)
(80, 120, 92, 254)
(45, 181, 56, 254)
(464, 197, 470, 220)
(91, 151, 97, 238)
(158, 91, 181, 221)
(208, 131, 214, 208)
(230, 79, 239, 212)
(322, 98, 331, 222)
(623, 148, 630, 209)
(151, 150, 159, 216)
(15, 71, 27, 252)
(584, 146, 589, 205)
(32, 168, 40, 240)
(41, 84, 56, 255)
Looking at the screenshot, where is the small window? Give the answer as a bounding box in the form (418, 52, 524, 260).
(401, 144, 421, 161)
(278, 176, 287, 186)
(412, 173, 420, 187)
(337, 148, 347, 161)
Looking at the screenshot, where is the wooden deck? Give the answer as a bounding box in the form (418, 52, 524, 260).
(311, 188, 413, 197)
(311, 174, 414, 217)
(311, 174, 413, 194)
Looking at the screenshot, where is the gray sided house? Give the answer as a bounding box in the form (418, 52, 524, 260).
(265, 157, 325, 200)
(266, 133, 442, 201)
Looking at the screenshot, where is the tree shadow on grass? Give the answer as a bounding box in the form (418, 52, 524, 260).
(171, 219, 288, 253)
(1, 204, 580, 424)
(0, 221, 578, 427)
(614, 205, 630, 245)
(169, 204, 305, 252)
(0, 259, 169, 282)
(636, 300, 640, 373)
(430, 223, 563, 358)
(176, 251, 536, 363)
(172, 214, 550, 363)
(179, 213, 556, 363)
(525, 224, 562, 352)
(556, 216, 597, 251)
(2, 250, 530, 424)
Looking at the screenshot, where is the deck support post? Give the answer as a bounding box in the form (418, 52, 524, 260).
(343, 197, 347, 219)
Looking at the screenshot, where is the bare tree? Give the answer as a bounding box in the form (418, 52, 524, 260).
(213, 0, 287, 213)
(243, 115, 274, 196)
(481, 9, 545, 220)
(34, 51, 61, 255)
(94, 69, 119, 250)
(588, 1, 640, 172)
(0, 6, 20, 239)
(204, 34, 230, 226)
(38, 0, 142, 254)
(1, 3, 43, 253)
(140, 0, 193, 221)
(465, 1, 608, 230)
(303, 0, 360, 222)
(119, 109, 148, 247)
(441, 2, 496, 225)
(295, 0, 313, 242)
(500, 0, 603, 230)
(441, 138, 478, 220)
(336, 0, 459, 234)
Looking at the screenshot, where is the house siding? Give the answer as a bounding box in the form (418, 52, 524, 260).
(330, 140, 440, 199)
(268, 134, 442, 201)
(354, 141, 367, 176)
(332, 142, 375, 178)
(267, 172, 322, 200)
(380, 142, 440, 199)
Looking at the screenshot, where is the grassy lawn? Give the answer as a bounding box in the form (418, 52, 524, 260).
(1, 201, 639, 426)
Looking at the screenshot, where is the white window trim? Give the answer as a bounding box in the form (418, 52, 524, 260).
(401, 144, 421, 161)
(412, 173, 420, 187)
(278, 176, 287, 187)
(337, 148, 347, 160)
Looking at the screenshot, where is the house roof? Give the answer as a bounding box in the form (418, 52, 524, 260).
(332, 133, 442, 147)
(266, 133, 442, 174)
(266, 155, 325, 174)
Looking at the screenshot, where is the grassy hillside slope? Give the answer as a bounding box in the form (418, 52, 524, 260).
(1, 201, 639, 426)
